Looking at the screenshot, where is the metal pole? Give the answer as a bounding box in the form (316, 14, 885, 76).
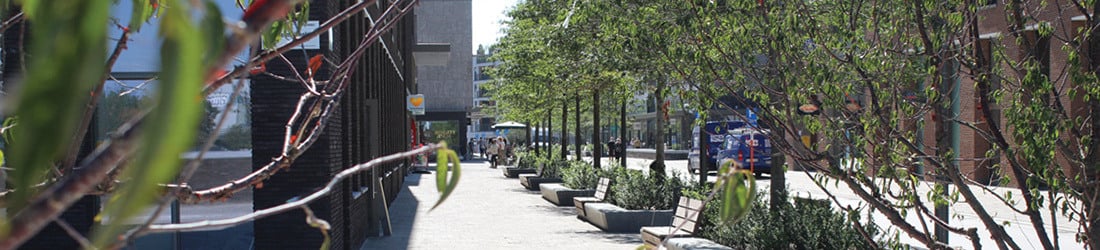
(699, 123, 708, 187)
(171, 199, 180, 250)
(620, 101, 627, 167)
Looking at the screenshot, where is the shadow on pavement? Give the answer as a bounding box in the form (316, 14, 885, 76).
(505, 187, 540, 194)
(535, 204, 577, 217)
(360, 174, 421, 250)
(573, 230, 644, 245)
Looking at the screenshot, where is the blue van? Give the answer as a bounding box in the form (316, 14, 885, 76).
(688, 120, 746, 174)
(715, 127, 772, 176)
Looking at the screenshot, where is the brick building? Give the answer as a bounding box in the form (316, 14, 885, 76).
(912, 2, 1092, 185)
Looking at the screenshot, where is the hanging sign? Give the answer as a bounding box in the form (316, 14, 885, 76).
(408, 94, 425, 115)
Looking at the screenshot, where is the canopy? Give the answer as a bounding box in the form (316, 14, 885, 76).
(491, 121, 526, 129)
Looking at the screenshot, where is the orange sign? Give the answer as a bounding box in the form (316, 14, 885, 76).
(408, 94, 425, 115)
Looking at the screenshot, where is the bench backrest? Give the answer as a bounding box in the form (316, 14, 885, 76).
(673, 197, 705, 234)
(594, 177, 611, 201)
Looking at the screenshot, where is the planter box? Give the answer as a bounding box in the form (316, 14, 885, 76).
(584, 203, 673, 233)
(662, 237, 732, 250)
(520, 175, 562, 191)
(502, 166, 536, 178)
(539, 183, 595, 206)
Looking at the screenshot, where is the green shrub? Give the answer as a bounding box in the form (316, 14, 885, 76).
(562, 160, 601, 189)
(610, 168, 684, 210)
(515, 150, 538, 169)
(215, 124, 251, 150)
(538, 158, 568, 179)
(683, 188, 881, 249)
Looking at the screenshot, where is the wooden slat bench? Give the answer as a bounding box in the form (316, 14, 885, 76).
(640, 197, 705, 250)
(573, 177, 611, 220)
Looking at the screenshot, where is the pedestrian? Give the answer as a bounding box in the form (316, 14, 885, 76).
(614, 138, 624, 162)
(497, 137, 509, 166)
(467, 139, 475, 159)
(606, 137, 616, 160)
(478, 138, 487, 158)
(487, 138, 500, 168)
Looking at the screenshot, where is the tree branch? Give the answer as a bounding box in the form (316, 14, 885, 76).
(0, 117, 143, 249)
(143, 144, 443, 233)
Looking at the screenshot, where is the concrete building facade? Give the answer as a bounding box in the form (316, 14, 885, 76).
(414, 0, 472, 155)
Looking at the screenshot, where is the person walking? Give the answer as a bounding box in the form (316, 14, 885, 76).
(614, 138, 624, 162)
(486, 138, 500, 168)
(496, 137, 509, 166)
(479, 138, 487, 158)
(466, 139, 475, 159)
(606, 137, 617, 161)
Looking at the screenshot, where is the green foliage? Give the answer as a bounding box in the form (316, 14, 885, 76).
(216, 124, 252, 150)
(432, 144, 461, 211)
(682, 190, 880, 250)
(96, 91, 148, 139)
(717, 160, 755, 224)
(562, 160, 604, 189)
(514, 149, 538, 169)
(93, 0, 210, 246)
(609, 167, 684, 210)
(195, 101, 218, 149)
(261, 1, 310, 49)
(8, 0, 111, 211)
(534, 154, 567, 179)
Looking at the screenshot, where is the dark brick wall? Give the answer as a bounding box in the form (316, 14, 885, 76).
(20, 196, 99, 250)
(251, 45, 346, 250)
(252, 0, 416, 249)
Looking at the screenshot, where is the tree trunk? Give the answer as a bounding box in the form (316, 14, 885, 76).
(699, 123, 709, 186)
(534, 120, 541, 157)
(593, 90, 602, 169)
(620, 100, 627, 167)
(525, 119, 532, 153)
(575, 92, 583, 161)
(547, 108, 553, 157)
(562, 98, 568, 160)
(652, 83, 667, 177)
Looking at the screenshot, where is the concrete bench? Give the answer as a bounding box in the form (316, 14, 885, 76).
(573, 177, 610, 220)
(640, 197, 705, 249)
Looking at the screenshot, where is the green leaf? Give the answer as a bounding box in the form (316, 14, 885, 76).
(431, 145, 461, 211)
(129, 0, 156, 32)
(201, 0, 225, 65)
(93, 0, 207, 246)
(9, 0, 110, 212)
(716, 159, 755, 224)
(262, 21, 284, 49)
(2, 116, 16, 144)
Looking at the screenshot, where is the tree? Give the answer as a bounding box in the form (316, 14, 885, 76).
(652, 1, 1100, 249)
(496, 0, 1100, 249)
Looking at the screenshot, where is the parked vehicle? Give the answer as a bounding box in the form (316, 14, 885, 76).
(688, 120, 746, 174)
(714, 127, 773, 176)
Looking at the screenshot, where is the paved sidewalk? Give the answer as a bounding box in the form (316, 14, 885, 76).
(359, 159, 642, 250)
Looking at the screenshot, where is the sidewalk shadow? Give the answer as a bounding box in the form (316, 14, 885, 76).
(574, 230, 644, 245)
(536, 204, 577, 217)
(505, 186, 541, 194)
(361, 175, 421, 250)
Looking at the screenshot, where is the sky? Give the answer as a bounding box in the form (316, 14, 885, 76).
(472, 0, 520, 54)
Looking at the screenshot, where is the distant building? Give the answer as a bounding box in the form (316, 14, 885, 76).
(414, 0, 473, 154)
(469, 46, 498, 140)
